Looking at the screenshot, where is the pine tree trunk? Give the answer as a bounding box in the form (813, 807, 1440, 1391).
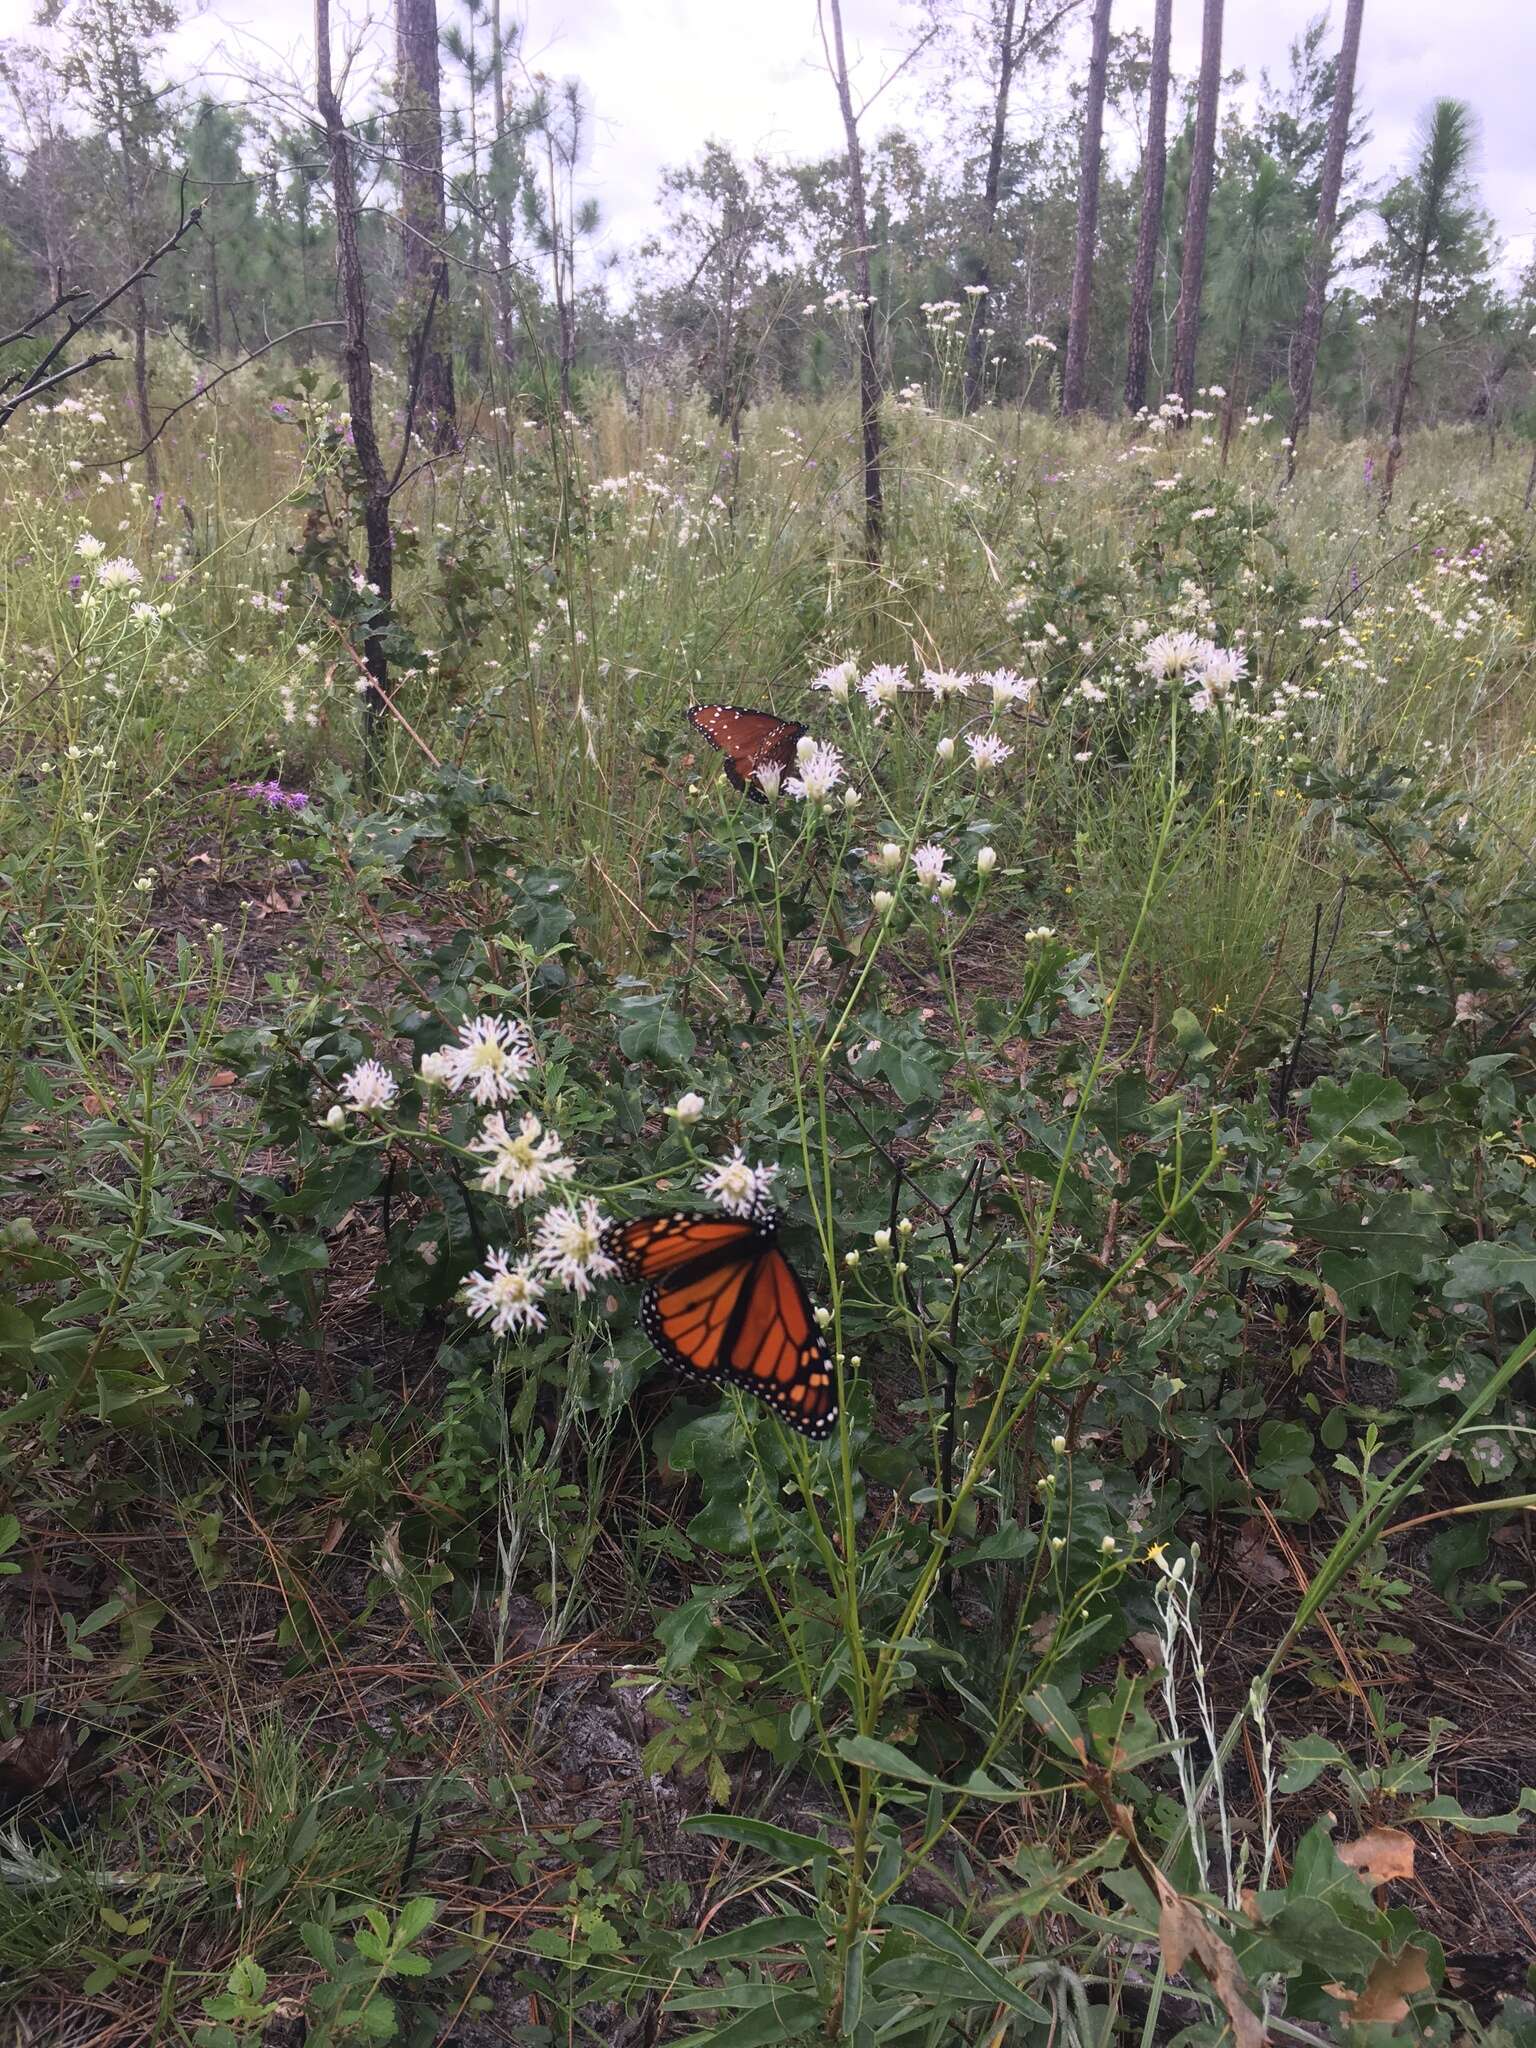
(1124, 0, 1171, 413)
(316, 0, 395, 744)
(489, 0, 516, 365)
(1381, 267, 1425, 507)
(207, 231, 222, 356)
(962, 0, 1017, 414)
(1061, 0, 1112, 415)
(1285, 0, 1364, 479)
(396, 0, 457, 450)
(131, 282, 156, 492)
(1170, 0, 1223, 410)
(827, 0, 883, 563)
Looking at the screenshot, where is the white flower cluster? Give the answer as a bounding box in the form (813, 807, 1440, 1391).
(331, 1011, 616, 1340)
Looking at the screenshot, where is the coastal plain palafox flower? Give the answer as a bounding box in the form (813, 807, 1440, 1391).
(786, 739, 844, 803)
(443, 1014, 535, 1107)
(911, 842, 948, 886)
(471, 1111, 576, 1203)
(967, 733, 1013, 773)
(1139, 629, 1210, 681)
(533, 1198, 618, 1297)
(462, 1248, 547, 1336)
(697, 1145, 778, 1218)
(983, 668, 1035, 707)
(95, 557, 142, 590)
(338, 1059, 398, 1114)
(811, 658, 859, 701)
(859, 663, 909, 710)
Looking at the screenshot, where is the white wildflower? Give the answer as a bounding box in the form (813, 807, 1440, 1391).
(95, 556, 142, 591)
(462, 1249, 547, 1336)
(442, 1014, 535, 1107)
(697, 1146, 778, 1218)
(533, 1198, 618, 1297)
(786, 739, 844, 803)
(812, 658, 859, 702)
(339, 1059, 398, 1114)
(911, 842, 948, 887)
(966, 733, 1013, 773)
(471, 1112, 576, 1203)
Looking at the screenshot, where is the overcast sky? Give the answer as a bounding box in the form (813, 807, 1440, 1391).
(160, 0, 1536, 286)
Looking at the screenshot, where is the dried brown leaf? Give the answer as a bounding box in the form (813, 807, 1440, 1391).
(1151, 1867, 1265, 2048)
(1345, 1944, 1431, 2025)
(1338, 1826, 1415, 1887)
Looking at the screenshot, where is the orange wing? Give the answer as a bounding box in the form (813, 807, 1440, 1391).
(605, 1209, 839, 1440)
(604, 1211, 758, 1282)
(687, 705, 807, 803)
(715, 1243, 839, 1439)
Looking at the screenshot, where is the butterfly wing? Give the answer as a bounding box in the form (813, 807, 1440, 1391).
(716, 1242, 839, 1439)
(604, 1211, 758, 1283)
(687, 705, 808, 803)
(606, 1209, 839, 1440)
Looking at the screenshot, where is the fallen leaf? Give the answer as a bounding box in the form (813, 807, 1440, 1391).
(1338, 1826, 1415, 1887)
(1152, 1867, 1265, 2048)
(208, 1069, 238, 1089)
(1131, 1629, 1165, 1670)
(1231, 1521, 1288, 1588)
(1343, 1944, 1431, 2025)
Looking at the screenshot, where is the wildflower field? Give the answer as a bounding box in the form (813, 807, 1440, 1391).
(4, 368, 1536, 2045)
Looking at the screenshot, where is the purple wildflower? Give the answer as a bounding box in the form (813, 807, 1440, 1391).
(243, 781, 309, 811)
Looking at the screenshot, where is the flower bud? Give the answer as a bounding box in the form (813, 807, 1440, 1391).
(324, 1104, 346, 1132)
(937, 875, 957, 899)
(1100, 1535, 1117, 1555)
(936, 736, 955, 761)
(844, 1249, 860, 1269)
(671, 1090, 705, 1124)
(872, 889, 894, 914)
(879, 842, 903, 871)
(872, 1227, 892, 1252)
(843, 786, 861, 809)
(976, 845, 997, 875)
(1051, 1434, 1067, 1455)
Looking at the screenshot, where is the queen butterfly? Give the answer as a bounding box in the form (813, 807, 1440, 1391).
(687, 704, 808, 803)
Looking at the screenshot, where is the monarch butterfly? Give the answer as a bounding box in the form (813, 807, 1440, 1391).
(603, 1208, 838, 1439)
(687, 704, 808, 803)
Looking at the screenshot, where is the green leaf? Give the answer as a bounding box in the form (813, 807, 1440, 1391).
(1023, 1686, 1086, 1763)
(1318, 1193, 1450, 1337)
(359, 1993, 397, 2039)
(1170, 1008, 1217, 1065)
(835, 1735, 1017, 1800)
(609, 992, 697, 1067)
(668, 1991, 823, 2048)
(881, 1905, 1048, 2020)
(393, 1895, 436, 1946)
(657, 1596, 718, 1674)
(227, 1956, 268, 2001)
(1278, 1736, 1348, 1794)
(678, 1914, 826, 1965)
(679, 1813, 832, 1869)
(1444, 1239, 1536, 1303)
(1410, 1788, 1536, 1834)
(1308, 1073, 1412, 1152)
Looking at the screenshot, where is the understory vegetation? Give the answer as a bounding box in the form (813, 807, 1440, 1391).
(3, 364, 1536, 2047)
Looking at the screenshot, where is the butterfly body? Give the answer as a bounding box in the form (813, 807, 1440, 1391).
(603, 1207, 838, 1439)
(688, 704, 808, 803)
